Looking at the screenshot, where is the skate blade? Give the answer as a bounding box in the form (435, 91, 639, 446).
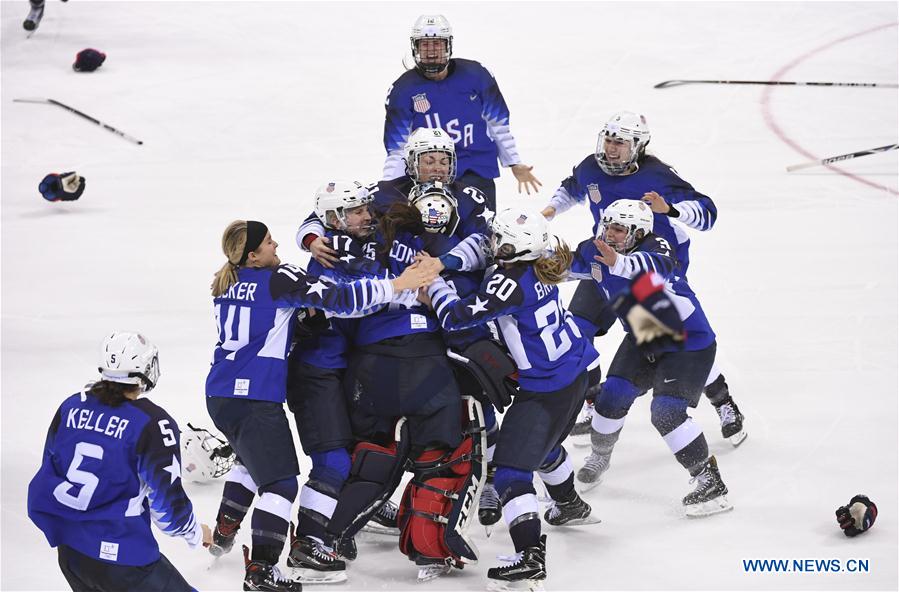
(549, 515, 602, 527)
(361, 523, 400, 536)
(417, 564, 452, 582)
(728, 430, 748, 447)
(569, 433, 592, 448)
(575, 476, 603, 494)
(208, 544, 231, 558)
(290, 567, 348, 584)
(685, 495, 733, 518)
(487, 578, 546, 591)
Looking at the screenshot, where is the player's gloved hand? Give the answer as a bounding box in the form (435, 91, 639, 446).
(613, 271, 685, 353)
(294, 307, 330, 339)
(39, 172, 86, 202)
(836, 494, 877, 537)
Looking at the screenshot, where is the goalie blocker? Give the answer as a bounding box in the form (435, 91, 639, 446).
(326, 397, 486, 568)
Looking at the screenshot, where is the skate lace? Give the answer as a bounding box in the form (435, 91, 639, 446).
(377, 500, 398, 521)
(577, 401, 595, 423)
(716, 402, 736, 426)
(688, 468, 712, 490)
(496, 551, 524, 567)
(269, 564, 296, 586)
(545, 501, 561, 521)
(480, 484, 500, 509)
(583, 451, 607, 473)
(309, 537, 338, 562)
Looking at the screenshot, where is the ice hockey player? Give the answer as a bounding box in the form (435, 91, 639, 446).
(382, 14, 541, 210)
(421, 208, 600, 590)
(27, 332, 211, 591)
(570, 199, 732, 517)
(204, 220, 435, 591)
(543, 111, 745, 447)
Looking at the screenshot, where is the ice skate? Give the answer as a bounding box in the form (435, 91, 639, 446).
(23, 1, 44, 31)
(287, 530, 347, 584)
(361, 498, 400, 536)
(335, 535, 356, 562)
(417, 560, 453, 582)
(683, 456, 733, 517)
(567, 401, 594, 448)
(575, 448, 611, 492)
(544, 491, 600, 526)
(242, 545, 303, 592)
(479, 466, 502, 535)
(487, 535, 546, 591)
(714, 397, 747, 446)
(209, 511, 241, 557)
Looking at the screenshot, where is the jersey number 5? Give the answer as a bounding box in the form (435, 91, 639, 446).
(53, 442, 104, 511)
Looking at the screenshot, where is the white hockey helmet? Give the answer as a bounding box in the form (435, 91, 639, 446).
(599, 199, 654, 252)
(409, 181, 460, 235)
(313, 180, 373, 230)
(490, 208, 550, 262)
(98, 331, 160, 393)
(405, 127, 457, 183)
(410, 14, 453, 74)
(595, 111, 651, 175)
(181, 423, 236, 483)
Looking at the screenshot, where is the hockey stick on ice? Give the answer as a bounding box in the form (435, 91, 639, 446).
(13, 98, 144, 145)
(786, 143, 899, 172)
(654, 79, 899, 89)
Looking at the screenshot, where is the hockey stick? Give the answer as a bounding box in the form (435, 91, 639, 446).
(13, 98, 144, 145)
(786, 143, 899, 172)
(654, 79, 899, 89)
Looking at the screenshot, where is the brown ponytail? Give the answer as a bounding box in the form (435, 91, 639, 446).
(378, 202, 424, 259)
(212, 220, 247, 297)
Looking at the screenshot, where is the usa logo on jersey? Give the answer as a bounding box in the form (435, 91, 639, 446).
(413, 93, 431, 113)
(588, 183, 602, 204)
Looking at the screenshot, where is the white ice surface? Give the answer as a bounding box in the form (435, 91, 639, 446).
(2, 2, 897, 591)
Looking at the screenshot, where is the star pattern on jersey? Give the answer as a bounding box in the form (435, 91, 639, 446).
(468, 296, 489, 315)
(339, 253, 355, 264)
(163, 454, 181, 485)
(306, 280, 329, 298)
(478, 208, 495, 225)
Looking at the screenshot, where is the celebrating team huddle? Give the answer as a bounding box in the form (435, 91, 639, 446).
(26, 13, 745, 592)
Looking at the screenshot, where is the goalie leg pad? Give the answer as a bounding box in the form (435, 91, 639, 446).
(325, 420, 410, 543)
(398, 397, 486, 565)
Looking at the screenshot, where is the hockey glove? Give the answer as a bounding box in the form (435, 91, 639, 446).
(73, 48, 106, 72)
(294, 307, 330, 339)
(613, 271, 685, 353)
(39, 172, 86, 202)
(836, 494, 877, 537)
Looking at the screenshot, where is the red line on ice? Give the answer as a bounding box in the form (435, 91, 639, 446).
(760, 22, 899, 195)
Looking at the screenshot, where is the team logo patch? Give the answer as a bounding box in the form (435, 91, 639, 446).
(590, 263, 603, 282)
(516, 214, 528, 224)
(413, 93, 431, 113)
(587, 183, 602, 204)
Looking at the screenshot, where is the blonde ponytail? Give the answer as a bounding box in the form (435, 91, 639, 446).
(533, 239, 573, 286)
(211, 220, 247, 297)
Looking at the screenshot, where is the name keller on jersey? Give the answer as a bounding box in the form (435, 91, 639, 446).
(66, 407, 129, 439)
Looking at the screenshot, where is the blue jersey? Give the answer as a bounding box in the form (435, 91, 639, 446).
(550, 154, 718, 275)
(28, 391, 200, 566)
(206, 264, 398, 402)
(429, 265, 599, 392)
(354, 231, 441, 346)
(571, 235, 716, 353)
(383, 59, 522, 180)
